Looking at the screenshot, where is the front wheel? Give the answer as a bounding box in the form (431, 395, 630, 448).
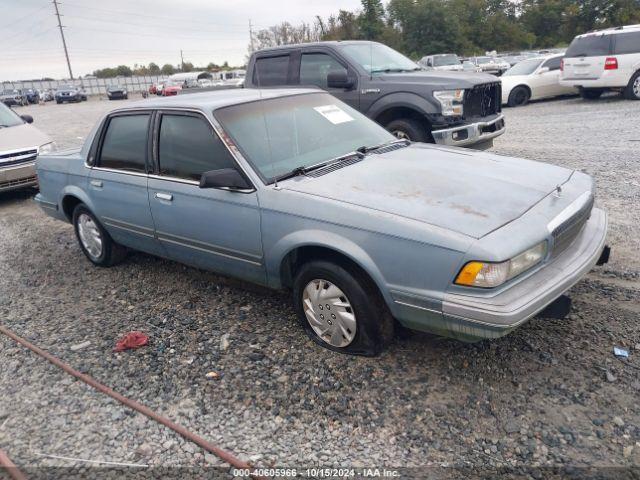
(507, 86, 530, 107)
(72, 204, 126, 267)
(580, 88, 604, 100)
(385, 118, 432, 143)
(293, 260, 394, 356)
(623, 71, 640, 100)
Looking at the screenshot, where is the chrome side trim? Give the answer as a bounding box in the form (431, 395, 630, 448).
(102, 216, 155, 238)
(156, 230, 262, 266)
(394, 300, 441, 315)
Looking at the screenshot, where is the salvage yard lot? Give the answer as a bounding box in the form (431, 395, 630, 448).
(1, 94, 639, 473)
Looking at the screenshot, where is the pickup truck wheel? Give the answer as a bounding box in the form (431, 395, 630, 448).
(293, 260, 393, 356)
(385, 118, 431, 143)
(580, 88, 604, 100)
(72, 204, 126, 267)
(623, 71, 640, 100)
(507, 86, 530, 107)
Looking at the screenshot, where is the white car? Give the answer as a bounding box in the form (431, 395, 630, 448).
(501, 54, 577, 107)
(560, 24, 640, 100)
(419, 54, 463, 72)
(469, 56, 511, 76)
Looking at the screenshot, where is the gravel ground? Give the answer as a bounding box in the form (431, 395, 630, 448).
(0, 94, 639, 478)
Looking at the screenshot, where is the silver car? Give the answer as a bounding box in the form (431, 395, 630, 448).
(1, 102, 54, 193)
(35, 89, 609, 355)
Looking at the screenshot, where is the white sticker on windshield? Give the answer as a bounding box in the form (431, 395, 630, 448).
(313, 105, 354, 125)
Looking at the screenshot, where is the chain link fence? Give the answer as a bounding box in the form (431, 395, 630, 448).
(1, 76, 170, 96)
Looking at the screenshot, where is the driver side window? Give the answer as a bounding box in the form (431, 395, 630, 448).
(158, 113, 235, 181)
(542, 57, 562, 71)
(300, 53, 347, 89)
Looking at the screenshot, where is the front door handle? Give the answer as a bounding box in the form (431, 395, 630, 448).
(90, 180, 103, 188)
(155, 192, 173, 201)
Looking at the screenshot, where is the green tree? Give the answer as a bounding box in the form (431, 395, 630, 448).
(161, 64, 175, 75)
(148, 62, 160, 74)
(115, 65, 133, 77)
(358, 0, 385, 39)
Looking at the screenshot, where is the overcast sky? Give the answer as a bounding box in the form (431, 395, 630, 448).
(0, 0, 362, 81)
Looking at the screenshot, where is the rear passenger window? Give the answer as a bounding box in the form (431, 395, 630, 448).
(158, 114, 235, 181)
(614, 32, 640, 55)
(253, 55, 289, 86)
(99, 114, 149, 172)
(300, 53, 347, 88)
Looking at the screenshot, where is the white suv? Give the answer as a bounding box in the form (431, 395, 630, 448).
(560, 25, 640, 100)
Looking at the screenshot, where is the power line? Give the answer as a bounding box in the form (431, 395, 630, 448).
(53, 0, 73, 79)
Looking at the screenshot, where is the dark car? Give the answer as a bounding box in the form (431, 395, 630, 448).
(55, 85, 88, 104)
(25, 89, 40, 104)
(1, 89, 28, 107)
(106, 85, 128, 100)
(246, 41, 505, 149)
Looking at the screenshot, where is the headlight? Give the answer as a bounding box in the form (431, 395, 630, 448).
(455, 241, 547, 288)
(434, 89, 464, 116)
(38, 142, 56, 155)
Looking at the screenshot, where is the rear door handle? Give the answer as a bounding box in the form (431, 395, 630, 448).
(90, 180, 103, 188)
(155, 192, 173, 201)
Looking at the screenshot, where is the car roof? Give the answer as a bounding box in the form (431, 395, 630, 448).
(255, 40, 379, 54)
(577, 24, 640, 38)
(117, 87, 321, 112)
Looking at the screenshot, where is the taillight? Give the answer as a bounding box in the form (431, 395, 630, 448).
(604, 57, 618, 70)
(560, 59, 564, 71)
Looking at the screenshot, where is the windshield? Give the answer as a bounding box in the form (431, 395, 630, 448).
(340, 43, 420, 73)
(475, 57, 492, 64)
(503, 58, 543, 76)
(0, 102, 24, 128)
(433, 54, 460, 67)
(215, 92, 395, 183)
(565, 35, 612, 57)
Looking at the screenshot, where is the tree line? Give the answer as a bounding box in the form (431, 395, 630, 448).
(91, 61, 234, 79)
(252, 0, 640, 58)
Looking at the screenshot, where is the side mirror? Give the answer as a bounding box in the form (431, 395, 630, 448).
(199, 168, 252, 191)
(537, 67, 550, 74)
(21, 114, 33, 124)
(327, 70, 355, 90)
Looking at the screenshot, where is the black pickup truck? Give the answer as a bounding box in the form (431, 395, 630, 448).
(245, 41, 505, 149)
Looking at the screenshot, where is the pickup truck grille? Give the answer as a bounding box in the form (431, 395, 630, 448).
(551, 196, 594, 258)
(464, 82, 501, 119)
(0, 149, 38, 168)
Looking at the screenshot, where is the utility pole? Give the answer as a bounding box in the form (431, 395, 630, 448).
(249, 19, 255, 53)
(52, 0, 73, 79)
(180, 50, 185, 71)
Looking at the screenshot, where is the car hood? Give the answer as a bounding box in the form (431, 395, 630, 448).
(377, 70, 498, 88)
(0, 123, 52, 152)
(282, 144, 573, 239)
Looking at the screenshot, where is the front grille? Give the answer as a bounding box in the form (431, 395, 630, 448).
(0, 149, 38, 168)
(464, 82, 501, 119)
(551, 196, 594, 257)
(0, 175, 37, 189)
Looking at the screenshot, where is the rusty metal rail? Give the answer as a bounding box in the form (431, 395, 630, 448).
(0, 325, 266, 480)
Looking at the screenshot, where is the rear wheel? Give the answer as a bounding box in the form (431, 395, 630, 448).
(623, 71, 640, 100)
(293, 260, 394, 356)
(580, 88, 604, 100)
(72, 204, 126, 267)
(507, 86, 530, 107)
(385, 118, 431, 143)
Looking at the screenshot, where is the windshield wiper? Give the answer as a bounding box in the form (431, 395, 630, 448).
(356, 139, 410, 155)
(272, 152, 363, 184)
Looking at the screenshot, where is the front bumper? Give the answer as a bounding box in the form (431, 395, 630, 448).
(56, 94, 80, 102)
(440, 208, 608, 341)
(431, 114, 505, 148)
(0, 162, 37, 193)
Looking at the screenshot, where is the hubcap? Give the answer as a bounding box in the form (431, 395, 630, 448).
(633, 76, 640, 98)
(77, 213, 103, 259)
(302, 279, 356, 348)
(392, 130, 410, 140)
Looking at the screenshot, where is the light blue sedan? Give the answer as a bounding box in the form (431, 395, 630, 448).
(35, 89, 609, 355)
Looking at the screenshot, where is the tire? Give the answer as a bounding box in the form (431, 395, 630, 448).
(623, 71, 640, 100)
(293, 260, 394, 356)
(580, 88, 604, 100)
(72, 204, 126, 267)
(385, 118, 431, 143)
(507, 86, 530, 107)
(56, 100, 61, 104)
